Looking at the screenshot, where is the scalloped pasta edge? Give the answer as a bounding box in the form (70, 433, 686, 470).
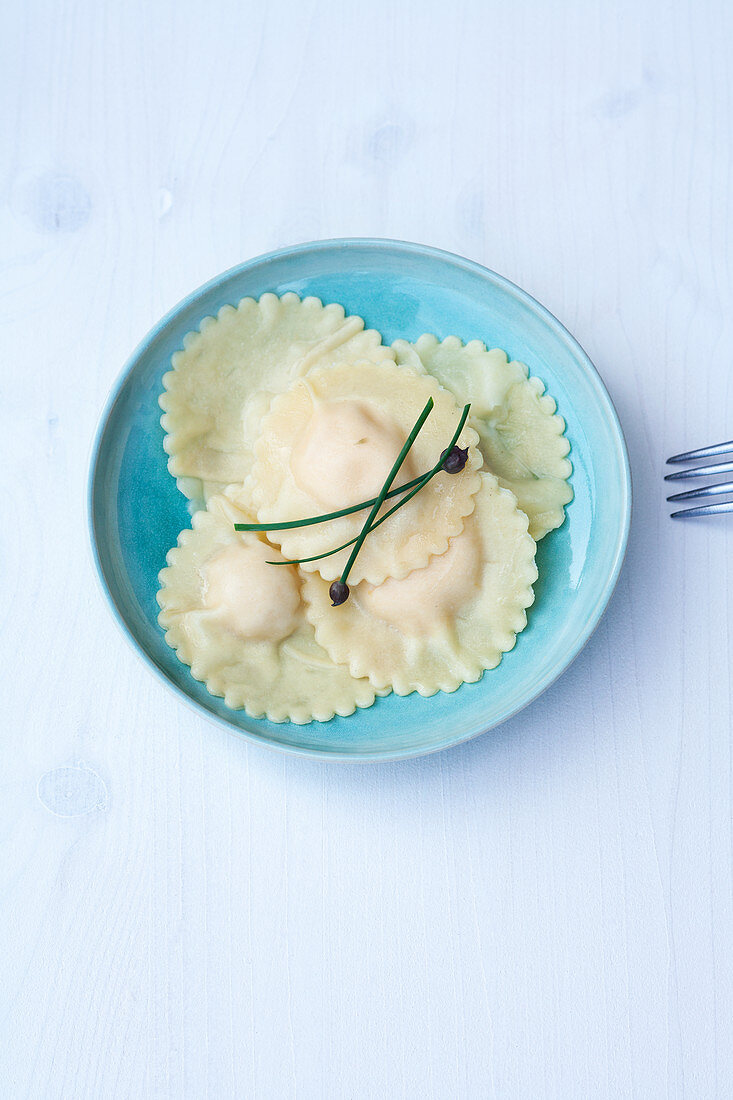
(156, 493, 380, 724)
(250, 360, 484, 585)
(302, 475, 538, 698)
(159, 292, 394, 501)
(394, 333, 574, 540)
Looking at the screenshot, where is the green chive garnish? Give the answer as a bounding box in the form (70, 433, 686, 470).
(268, 470, 436, 567)
(233, 471, 431, 533)
(266, 404, 472, 586)
(328, 397, 435, 602)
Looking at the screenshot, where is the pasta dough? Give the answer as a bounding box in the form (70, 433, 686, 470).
(160, 292, 394, 504)
(393, 334, 573, 540)
(247, 360, 482, 585)
(155, 292, 573, 724)
(301, 473, 537, 697)
(157, 491, 378, 723)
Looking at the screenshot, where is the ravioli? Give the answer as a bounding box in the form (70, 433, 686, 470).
(246, 360, 483, 586)
(156, 294, 574, 724)
(157, 491, 378, 723)
(160, 292, 394, 505)
(301, 473, 537, 697)
(393, 334, 573, 540)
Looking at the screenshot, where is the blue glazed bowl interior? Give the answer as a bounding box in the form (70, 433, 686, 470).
(89, 239, 630, 760)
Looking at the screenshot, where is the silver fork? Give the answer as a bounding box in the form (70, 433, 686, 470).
(666, 440, 733, 518)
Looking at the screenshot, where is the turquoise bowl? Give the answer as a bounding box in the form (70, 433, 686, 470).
(88, 239, 631, 761)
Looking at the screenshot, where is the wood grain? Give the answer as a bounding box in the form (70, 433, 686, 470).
(2, 0, 732, 1096)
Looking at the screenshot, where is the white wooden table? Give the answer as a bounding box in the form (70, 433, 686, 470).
(3, 1, 733, 1096)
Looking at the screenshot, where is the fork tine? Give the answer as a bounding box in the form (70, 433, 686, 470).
(671, 500, 733, 518)
(667, 479, 733, 501)
(664, 458, 733, 481)
(667, 439, 733, 463)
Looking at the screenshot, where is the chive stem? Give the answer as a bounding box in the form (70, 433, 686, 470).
(337, 398, 435, 587)
(266, 403, 471, 568)
(234, 471, 430, 532)
(267, 470, 436, 566)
